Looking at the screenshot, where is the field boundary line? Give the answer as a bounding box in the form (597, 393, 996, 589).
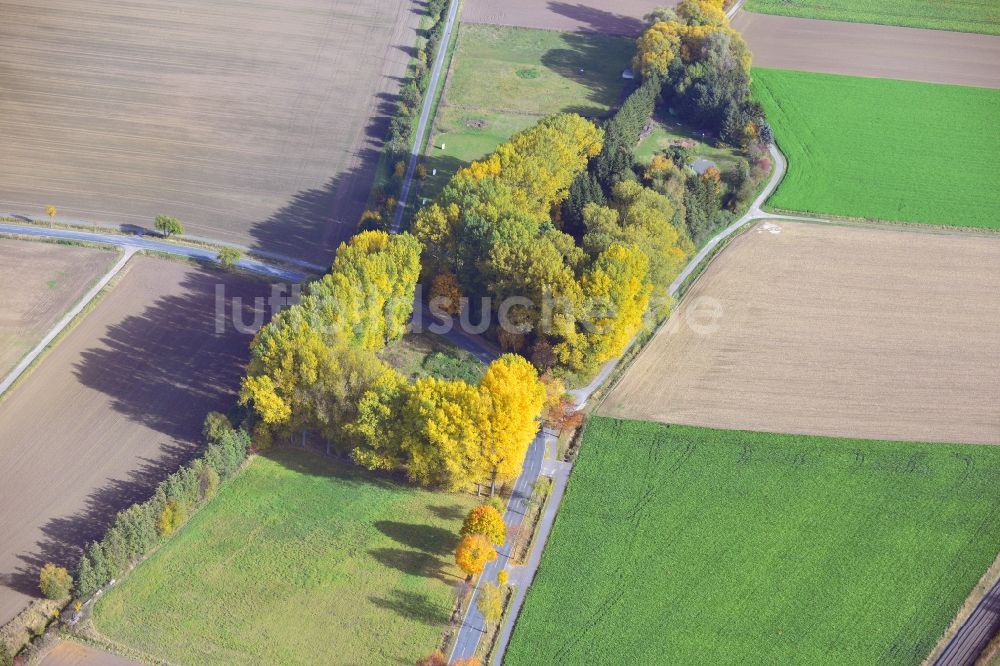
(0, 247, 135, 399)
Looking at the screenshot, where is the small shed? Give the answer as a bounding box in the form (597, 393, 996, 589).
(691, 158, 717, 175)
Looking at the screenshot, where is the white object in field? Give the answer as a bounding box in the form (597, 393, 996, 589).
(758, 222, 782, 234)
(441, 142, 446, 150)
(432, 168, 437, 176)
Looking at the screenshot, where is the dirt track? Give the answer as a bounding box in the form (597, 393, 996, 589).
(461, 0, 668, 35)
(0, 239, 115, 380)
(39, 641, 140, 666)
(0, 0, 420, 264)
(735, 12, 1000, 88)
(601, 221, 1000, 445)
(0, 257, 273, 626)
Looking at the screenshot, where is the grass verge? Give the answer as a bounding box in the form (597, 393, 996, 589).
(506, 418, 1000, 664)
(379, 330, 486, 383)
(753, 68, 1000, 229)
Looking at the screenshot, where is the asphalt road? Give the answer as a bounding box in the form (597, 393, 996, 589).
(448, 431, 549, 663)
(935, 576, 1000, 666)
(391, 0, 461, 231)
(0, 222, 308, 282)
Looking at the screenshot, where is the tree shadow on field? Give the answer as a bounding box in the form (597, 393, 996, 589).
(0, 266, 275, 609)
(1, 441, 191, 600)
(427, 504, 467, 522)
(368, 548, 454, 583)
(249, 76, 406, 265)
(541, 32, 634, 117)
(375, 520, 458, 557)
(72, 267, 270, 443)
(547, 1, 647, 36)
(369, 590, 448, 626)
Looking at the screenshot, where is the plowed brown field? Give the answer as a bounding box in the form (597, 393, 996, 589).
(0, 257, 273, 625)
(601, 221, 1000, 445)
(0, 239, 115, 380)
(734, 12, 1000, 88)
(461, 0, 668, 35)
(0, 0, 420, 264)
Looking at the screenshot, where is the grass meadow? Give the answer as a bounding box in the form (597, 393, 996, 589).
(753, 68, 1000, 229)
(744, 0, 1000, 35)
(421, 24, 632, 198)
(93, 449, 476, 665)
(505, 418, 1000, 665)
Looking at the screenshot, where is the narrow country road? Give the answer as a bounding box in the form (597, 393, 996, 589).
(0, 222, 310, 282)
(448, 430, 556, 664)
(391, 0, 461, 231)
(934, 576, 1000, 666)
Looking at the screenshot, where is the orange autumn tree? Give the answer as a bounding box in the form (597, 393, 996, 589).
(461, 504, 506, 546)
(429, 271, 462, 315)
(455, 533, 497, 576)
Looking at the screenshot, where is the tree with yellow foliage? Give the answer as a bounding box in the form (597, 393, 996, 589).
(559, 243, 651, 370)
(461, 504, 507, 546)
(400, 376, 486, 490)
(306, 230, 421, 350)
(455, 533, 497, 576)
(478, 354, 546, 485)
(632, 20, 682, 79)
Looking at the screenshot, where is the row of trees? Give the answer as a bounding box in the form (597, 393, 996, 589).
(74, 416, 249, 597)
(241, 230, 547, 491)
(633, 0, 771, 148)
(413, 114, 694, 375)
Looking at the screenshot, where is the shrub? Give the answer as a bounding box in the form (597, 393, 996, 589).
(485, 495, 506, 516)
(203, 411, 233, 444)
(158, 499, 187, 536)
(199, 465, 220, 500)
(217, 246, 241, 269)
(0, 638, 11, 666)
(38, 564, 72, 600)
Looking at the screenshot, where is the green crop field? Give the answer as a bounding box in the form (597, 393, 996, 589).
(744, 0, 1000, 35)
(421, 24, 632, 199)
(753, 68, 1000, 229)
(93, 449, 476, 665)
(505, 418, 1000, 665)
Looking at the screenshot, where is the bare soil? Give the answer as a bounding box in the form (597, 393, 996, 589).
(735, 12, 1000, 88)
(0, 239, 116, 380)
(0, 0, 421, 264)
(602, 221, 1000, 445)
(461, 0, 670, 35)
(39, 641, 140, 666)
(0, 257, 274, 626)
